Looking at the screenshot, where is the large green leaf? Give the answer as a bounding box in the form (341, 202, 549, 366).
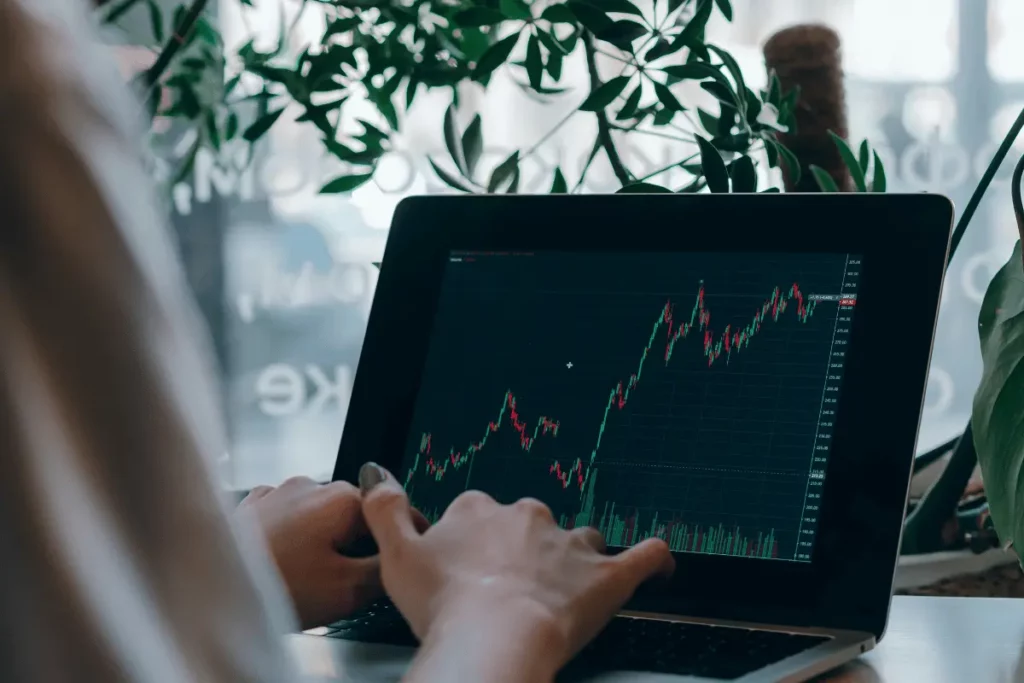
(580, 76, 630, 111)
(696, 135, 728, 193)
(972, 241, 1024, 565)
(829, 131, 866, 192)
(474, 33, 520, 80)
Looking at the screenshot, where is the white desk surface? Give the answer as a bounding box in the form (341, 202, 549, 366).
(289, 596, 1024, 682)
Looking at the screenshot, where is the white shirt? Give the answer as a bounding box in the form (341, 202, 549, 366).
(0, 0, 298, 680)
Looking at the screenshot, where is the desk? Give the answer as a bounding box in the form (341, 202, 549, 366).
(290, 596, 1024, 682)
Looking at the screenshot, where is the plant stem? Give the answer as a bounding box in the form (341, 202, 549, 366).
(522, 106, 580, 159)
(901, 422, 977, 555)
(612, 124, 695, 145)
(572, 138, 604, 193)
(143, 0, 210, 91)
(635, 152, 698, 182)
(583, 32, 632, 186)
(948, 105, 1024, 262)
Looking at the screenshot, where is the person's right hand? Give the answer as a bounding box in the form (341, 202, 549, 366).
(358, 462, 675, 682)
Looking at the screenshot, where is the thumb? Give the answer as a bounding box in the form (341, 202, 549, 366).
(359, 462, 419, 556)
(613, 538, 676, 591)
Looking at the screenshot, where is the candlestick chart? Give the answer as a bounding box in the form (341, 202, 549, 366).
(400, 251, 859, 562)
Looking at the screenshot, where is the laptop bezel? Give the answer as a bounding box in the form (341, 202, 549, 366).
(333, 193, 953, 641)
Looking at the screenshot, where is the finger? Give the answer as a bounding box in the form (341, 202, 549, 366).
(338, 556, 385, 613)
(571, 526, 607, 553)
(411, 507, 431, 534)
(513, 497, 556, 523)
(318, 481, 365, 548)
(278, 476, 320, 493)
(359, 462, 419, 555)
(612, 538, 676, 588)
(248, 485, 274, 499)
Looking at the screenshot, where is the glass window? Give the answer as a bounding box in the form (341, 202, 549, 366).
(118, 0, 1017, 487)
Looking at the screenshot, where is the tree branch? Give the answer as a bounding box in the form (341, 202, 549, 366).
(583, 32, 631, 186)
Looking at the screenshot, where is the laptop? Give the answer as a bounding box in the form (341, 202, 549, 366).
(321, 193, 953, 682)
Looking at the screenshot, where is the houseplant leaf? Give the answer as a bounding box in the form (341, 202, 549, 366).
(462, 114, 484, 178)
(243, 108, 284, 142)
(697, 135, 728, 193)
(320, 172, 374, 193)
(428, 158, 475, 193)
(829, 131, 867, 192)
(474, 33, 520, 81)
(810, 165, 840, 192)
(729, 155, 756, 193)
(550, 168, 568, 193)
(525, 34, 544, 89)
(487, 151, 521, 193)
(443, 104, 468, 176)
(596, 20, 648, 50)
(580, 75, 630, 111)
(972, 240, 1024, 565)
(871, 151, 887, 192)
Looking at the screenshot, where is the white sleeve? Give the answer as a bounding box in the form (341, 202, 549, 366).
(0, 0, 300, 681)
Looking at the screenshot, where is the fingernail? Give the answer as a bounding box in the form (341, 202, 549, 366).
(359, 462, 386, 493)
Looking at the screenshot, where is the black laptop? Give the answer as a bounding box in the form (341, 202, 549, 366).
(324, 194, 953, 681)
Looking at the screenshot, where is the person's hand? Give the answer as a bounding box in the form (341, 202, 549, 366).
(358, 462, 675, 682)
(237, 476, 420, 629)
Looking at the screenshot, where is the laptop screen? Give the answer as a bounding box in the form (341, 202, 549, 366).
(399, 250, 861, 564)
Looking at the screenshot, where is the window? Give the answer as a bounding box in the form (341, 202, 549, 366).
(114, 0, 1018, 488)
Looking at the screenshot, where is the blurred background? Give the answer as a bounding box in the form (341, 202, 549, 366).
(109, 0, 1024, 491)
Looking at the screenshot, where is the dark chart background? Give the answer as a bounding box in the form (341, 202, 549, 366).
(400, 251, 860, 563)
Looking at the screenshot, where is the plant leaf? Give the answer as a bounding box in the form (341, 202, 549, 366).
(587, 0, 645, 17)
(729, 155, 756, 192)
(644, 38, 683, 62)
(547, 50, 564, 80)
(443, 104, 468, 176)
(617, 182, 673, 193)
(776, 140, 801, 185)
(454, 7, 507, 26)
(320, 172, 374, 194)
(972, 240, 1024, 566)
(871, 150, 887, 192)
(858, 139, 871, 172)
(764, 137, 780, 168)
(567, 1, 613, 33)
(697, 135, 729, 193)
(714, 0, 733, 20)
(526, 34, 544, 89)
(225, 112, 239, 141)
(146, 0, 164, 43)
(550, 167, 568, 193)
(829, 131, 866, 192)
(596, 20, 648, 50)
(487, 151, 521, 193)
(654, 82, 684, 111)
(428, 158, 476, 192)
(697, 108, 718, 135)
(103, 0, 141, 25)
(474, 33, 521, 81)
(700, 81, 738, 107)
(500, 0, 533, 20)
(707, 45, 746, 113)
(580, 75, 630, 111)
(676, 0, 713, 49)
(462, 114, 484, 178)
(810, 165, 840, 192)
(541, 4, 577, 22)
(243, 108, 284, 143)
(617, 84, 642, 120)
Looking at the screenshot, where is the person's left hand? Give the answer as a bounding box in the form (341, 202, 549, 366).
(238, 476, 412, 629)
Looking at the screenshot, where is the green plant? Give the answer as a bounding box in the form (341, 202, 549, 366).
(104, 0, 806, 195)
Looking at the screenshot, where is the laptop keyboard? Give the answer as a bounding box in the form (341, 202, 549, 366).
(318, 599, 830, 680)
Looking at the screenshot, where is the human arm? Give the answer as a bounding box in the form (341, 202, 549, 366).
(357, 463, 676, 683)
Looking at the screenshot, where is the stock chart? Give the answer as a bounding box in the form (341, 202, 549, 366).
(401, 251, 860, 562)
